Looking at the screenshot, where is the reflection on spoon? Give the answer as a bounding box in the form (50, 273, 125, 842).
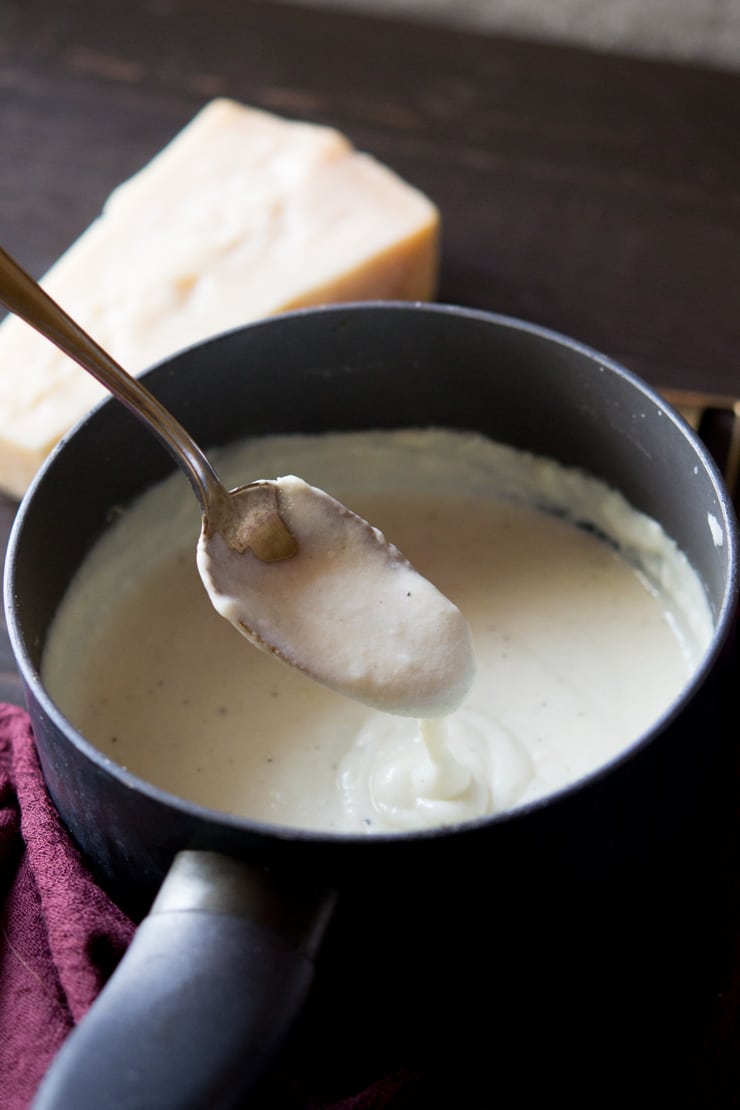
(0, 245, 474, 715)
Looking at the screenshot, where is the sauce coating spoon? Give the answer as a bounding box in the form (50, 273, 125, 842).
(0, 245, 474, 716)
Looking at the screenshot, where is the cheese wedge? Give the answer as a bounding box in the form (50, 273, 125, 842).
(0, 99, 439, 498)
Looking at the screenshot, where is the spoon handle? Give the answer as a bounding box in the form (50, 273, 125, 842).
(0, 244, 223, 512)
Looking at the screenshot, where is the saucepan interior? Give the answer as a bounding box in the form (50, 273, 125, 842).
(5, 302, 737, 914)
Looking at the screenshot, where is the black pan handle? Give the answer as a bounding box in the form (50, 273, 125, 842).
(31, 850, 336, 1110)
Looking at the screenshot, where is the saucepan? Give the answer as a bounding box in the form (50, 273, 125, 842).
(5, 303, 738, 1108)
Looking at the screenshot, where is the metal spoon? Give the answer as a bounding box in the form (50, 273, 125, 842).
(0, 245, 297, 562)
(0, 245, 474, 715)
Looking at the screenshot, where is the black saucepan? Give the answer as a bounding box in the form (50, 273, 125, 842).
(5, 303, 737, 1108)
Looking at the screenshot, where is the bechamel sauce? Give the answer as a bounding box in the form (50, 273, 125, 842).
(197, 475, 474, 717)
(42, 430, 715, 834)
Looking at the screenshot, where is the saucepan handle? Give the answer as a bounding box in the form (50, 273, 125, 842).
(31, 849, 336, 1110)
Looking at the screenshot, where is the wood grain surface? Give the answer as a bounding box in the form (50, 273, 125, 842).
(1, 2, 738, 1105)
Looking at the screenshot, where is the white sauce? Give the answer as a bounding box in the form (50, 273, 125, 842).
(42, 430, 714, 834)
(197, 476, 474, 717)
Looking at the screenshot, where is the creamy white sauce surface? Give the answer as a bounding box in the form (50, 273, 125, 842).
(43, 430, 714, 834)
(197, 475, 474, 717)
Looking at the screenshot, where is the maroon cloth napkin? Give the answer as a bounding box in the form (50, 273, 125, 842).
(0, 704, 436, 1109)
(0, 704, 135, 1109)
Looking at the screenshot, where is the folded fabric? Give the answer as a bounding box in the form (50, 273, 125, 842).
(0, 703, 135, 1108)
(0, 703, 434, 1109)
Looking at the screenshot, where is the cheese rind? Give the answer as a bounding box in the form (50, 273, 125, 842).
(0, 99, 440, 497)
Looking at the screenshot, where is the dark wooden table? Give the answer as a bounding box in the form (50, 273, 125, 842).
(1, 2, 739, 1106)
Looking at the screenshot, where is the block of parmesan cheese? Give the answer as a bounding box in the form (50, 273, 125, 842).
(0, 99, 439, 498)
